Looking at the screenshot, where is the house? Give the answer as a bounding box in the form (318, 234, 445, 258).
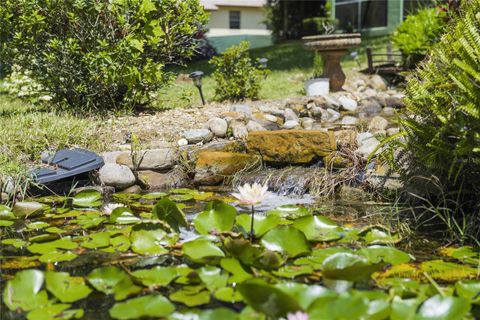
(331, 0, 433, 36)
(200, 0, 273, 52)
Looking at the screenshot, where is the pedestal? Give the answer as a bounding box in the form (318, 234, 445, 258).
(321, 50, 347, 92)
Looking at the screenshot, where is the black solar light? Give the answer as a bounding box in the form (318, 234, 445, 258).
(189, 71, 205, 106)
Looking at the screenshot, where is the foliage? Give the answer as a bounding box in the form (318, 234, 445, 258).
(391, 8, 447, 66)
(302, 16, 337, 37)
(385, 0, 480, 240)
(2, 189, 480, 319)
(1, 66, 45, 103)
(0, 0, 208, 112)
(210, 42, 269, 102)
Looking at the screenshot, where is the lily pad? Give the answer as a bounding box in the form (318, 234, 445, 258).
(417, 295, 470, 320)
(260, 226, 310, 257)
(2, 238, 27, 248)
(194, 201, 237, 235)
(275, 282, 335, 310)
(169, 285, 211, 307)
(39, 251, 78, 263)
(3, 269, 50, 311)
(45, 271, 92, 303)
(266, 205, 311, 219)
(0, 205, 15, 220)
(440, 246, 480, 265)
(12, 201, 44, 218)
(455, 281, 480, 304)
(130, 229, 169, 255)
(236, 214, 282, 237)
(26, 304, 83, 320)
(131, 266, 178, 287)
(81, 231, 111, 249)
(152, 198, 188, 232)
(109, 207, 140, 225)
(183, 236, 225, 261)
(198, 266, 229, 291)
(214, 287, 244, 303)
(322, 253, 384, 282)
(142, 192, 168, 200)
(87, 267, 141, 300)
(74, 213, 106, 228)
(360, 226, 401, 245)
(358, 246, 413, 265)
(292, 215, 343, 242)
(109, 295, 175, 320)
(72, 189, 103, 207)
(220, 258, 253, 283)
(28, 238, 78, 254)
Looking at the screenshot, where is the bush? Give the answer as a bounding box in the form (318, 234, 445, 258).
(301, 17, 337, 37)
(391, 8, 446, 67)
(0, 0, 208, 112)
(210, 42, 268, 102)
(386, 0, 480, 239)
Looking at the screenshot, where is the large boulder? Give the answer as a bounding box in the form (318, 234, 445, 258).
(231, 120, 249, 139)
(247, 130, 336, 164)
(116, 148, 176, 170)
(207, 117, 228, 138)
(99, 163, 136, 189)
(194, 151, 261, 185)
(139, 167, 189, 190)
(230, 104, 252, 118)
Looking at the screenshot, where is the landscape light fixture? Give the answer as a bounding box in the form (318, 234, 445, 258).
(258, 58, 268, 70)
(189, 70, 205, 106)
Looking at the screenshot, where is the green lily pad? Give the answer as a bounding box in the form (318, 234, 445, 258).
(390, 296, 420, 320)
(361, 226, 401, 245)
(220, 258, 253, 283)
(417, 295, 470, 320)
(130, 229, 169, 255)
(72, 189, 103, 207)
(81, 231, 111, 249)
(131, 266, 178, 287)
(440, 246, 480, 265)
(0, 220, 13, 226)
(74, 213, 106, 228)
(260, 226, 310, 257)
(276, 282, 335, 310)
(107, 235, 131, 252)
(12, 201, 44, 218)
(266, 205, 311, 219)
(322, 253, 384, 282)
(272, 265, 314, 278)
(142, 192, 168, 200)
(214, 287, 244, 303)
(237, 279, 302, 318)
(152, 198, 188, 232)
(358, 246, 413, 265)
(294, 247, 354, 268)
(183, 236, 225, 261)
(45, 271, 92, 303)
(198, 266, 229, 291)
(109, 295, 175, 320)
(292, 215, 343, 242)
(2, 238, 27, 248)
(28, 238, 78, 254)
(109, 207, 140, 224)
(87, 267, 141, 300)
(3, 269, 50, 311)
(308, 294, 369, 319)
(45, 227, 65, 234)
(0, 205, 15, 220)
(26, 304, 83, 320)
(39, 251, 78, 263)
(236, 214, 282, 237)
(455, 281, 480, 304)
(194, 201, 237, 235)
(169, 285, 211, 307)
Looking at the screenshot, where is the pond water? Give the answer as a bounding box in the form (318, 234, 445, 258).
(1, 188, 479, 320)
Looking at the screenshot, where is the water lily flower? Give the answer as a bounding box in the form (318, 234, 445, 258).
(231, 182, 268, 206)
(102, 203, 125, 215)
(232, 182, 268, 241)
(286, 311, 309, 320)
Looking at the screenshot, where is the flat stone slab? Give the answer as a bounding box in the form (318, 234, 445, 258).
(247, 130, 336, 164)
(116, 148, 176, 170)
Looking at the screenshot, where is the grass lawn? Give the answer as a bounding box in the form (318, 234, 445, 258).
(155, 36, 391, 109)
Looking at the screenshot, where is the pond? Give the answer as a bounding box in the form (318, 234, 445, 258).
(1, 188, 479, 320)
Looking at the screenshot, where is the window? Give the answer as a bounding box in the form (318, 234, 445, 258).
(229, 10, 241, 29)
(335, 0, 387, 31)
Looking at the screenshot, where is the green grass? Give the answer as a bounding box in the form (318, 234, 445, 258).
(155, 36, 391, 108)
(0, 93, 106, 176)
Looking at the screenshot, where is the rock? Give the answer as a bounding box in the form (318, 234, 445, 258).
(194, 151, 261, 185)
(338, 185, 370, 201)
(1, 176, 14, 195)
(177, 138, 188, 146)
(368, 116, 389, 132)
(338, 96, 358, 111)
(207, 117, 228, 138)
(360, 99, 382, 115)
(0, 193, 8, 203)
(322, 95, 341, 109)
(259, 106, 285, 118)
(387, 127, 400, 136)
(311, 106, 324, 119)
(99, 163, 136, 189)
(284, 108, 299, 122)
(385, 95, 405, 108)
(283, 120, 300, 129)
(183, 129, 213, 144)
(321, 108, 341, 123)
(101, 151, 124, 164)
(252, 112, 280, 130)
(357, 132, 374, 145)
(341, 116, 358, 126)
(186, 140, 245, 162)
(139, 167, 188, 190)
(355, 135, 380, 158)
(230, 104, 252, 118)
(231, 121, 249, 139)
(247, 130, 336, 164)
(246, 120, 266, 132)
(335, 130, 357, 146)
(264, 114, 279, 123)
(220, 111, 246, 123)
(301, 118, 315, 130)
(122, 185, 143, 194)
(382, 107, 396, 116)
(324, 152, 352, 168)
(368, 75, 388, 91)
(117, 148, 176, 170)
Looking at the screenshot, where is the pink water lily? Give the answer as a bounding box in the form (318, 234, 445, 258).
(231, 182, 268, 206)
(286, 311, 309, 320)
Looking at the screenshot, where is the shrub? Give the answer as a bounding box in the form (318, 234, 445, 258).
(386, 0, 480, 239)
(0, 0, 208, 112)
(210, 42, 268, 102)
(301, 17, 337, 36)
(391, 8, 446, 67)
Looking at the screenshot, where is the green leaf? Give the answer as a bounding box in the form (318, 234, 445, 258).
(45, 271, 92, 303)
(198, 308, 239, 320)
(39, 251, 78, 263)
(109, 295, 175, 320)
(139, 0, 156, 13)
(220, 258, 253, 283)
(308, 294, 369, 319)
(72, 189, 102, 207)
(322, 253, 384, 282)
(142, 192, 167, 200)
(26, 304, 83, 320)
(81, 231, 111, 249)
(361, 227, 401, 245)
(358, 246, 413, 265)
(237, 279, 302, 318)
(260, 226, 310, 257)
(214, 287, 244, 303)
(183, 236, 225, 261)
(74, 213, 105, 228)
(455, 281, 480, 304)
(152, 198, 188, 232)
(3, 269, 50, 311)
(0, 205, 15, 220)
(417, 295, 470, 320)
(292, 215, 343, 242)
(131, 266, 178, 287)
(87, 267, 141, 300)
(236, 214, 282, 237)
(12, 201, 44, 218)
(169, 286, 211, 307)
(266, 205, 311, 219)
(390, 297, 419, 320)
(198, 266, 229, 291)
(130, 229, 169, 255)
(275, 282, 335, 310)
(2, 238, 27, 248)
(194, 201, 237, 235)
(109, 207, 140, 224)
(28, 238, 78, 254)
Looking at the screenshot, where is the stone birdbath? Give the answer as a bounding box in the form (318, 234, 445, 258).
(303, 33, 361, 92)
